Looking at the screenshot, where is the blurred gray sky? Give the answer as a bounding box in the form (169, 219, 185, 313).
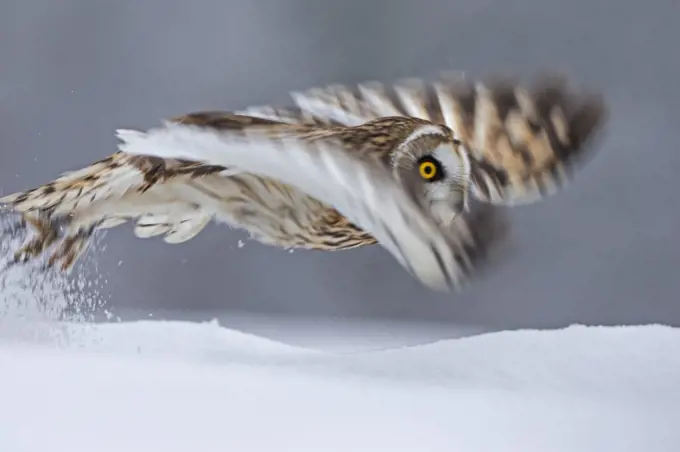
(1, 0, 679, 337)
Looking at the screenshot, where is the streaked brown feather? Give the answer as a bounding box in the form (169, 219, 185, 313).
(243, 72, 607, 205)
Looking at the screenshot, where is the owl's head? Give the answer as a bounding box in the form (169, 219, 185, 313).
(388, 120, 472, 226)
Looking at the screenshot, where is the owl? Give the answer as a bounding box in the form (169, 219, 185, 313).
(0, 72, 606, 292)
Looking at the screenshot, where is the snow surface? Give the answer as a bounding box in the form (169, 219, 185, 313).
(0, 223, 679, 451)
(1, 318, 680, 452)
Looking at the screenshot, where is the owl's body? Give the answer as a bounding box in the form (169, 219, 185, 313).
(0, 72, 606, 291)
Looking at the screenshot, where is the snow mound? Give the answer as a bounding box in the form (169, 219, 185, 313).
(0, 319, 679, 451)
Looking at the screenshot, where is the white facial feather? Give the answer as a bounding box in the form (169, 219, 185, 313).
(423, 144, 471, 225)
(396, 131, 472, 225)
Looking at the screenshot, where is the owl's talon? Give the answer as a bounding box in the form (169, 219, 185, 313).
(37, 261, 52, 273)
(47, 252, 58, 268)
(13, 246, 34, 264)
(40, 230, 89, 273)
(60, 254, 76, 272)
(4, 216, 61, 269)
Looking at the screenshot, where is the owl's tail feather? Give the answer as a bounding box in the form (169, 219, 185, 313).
(0, 152, 217, 270)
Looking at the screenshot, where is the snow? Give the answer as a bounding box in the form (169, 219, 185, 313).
(0, 223, 677, 451)
(1, 318, 679, 452)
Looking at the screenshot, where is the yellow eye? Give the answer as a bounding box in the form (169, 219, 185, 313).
(418, 159, 440, 180)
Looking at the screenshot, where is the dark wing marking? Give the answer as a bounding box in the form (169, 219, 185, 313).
(241, 72, 608, 205)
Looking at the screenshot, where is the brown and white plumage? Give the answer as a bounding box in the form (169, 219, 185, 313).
(1, 114, 495, 291)
(240, 72, 607, 206)
(0, 72, 605, 292)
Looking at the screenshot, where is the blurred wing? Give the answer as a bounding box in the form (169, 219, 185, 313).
(116, 120, 465, 292)
(242, 72, 608, 205)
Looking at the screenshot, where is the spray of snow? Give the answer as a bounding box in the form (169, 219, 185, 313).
(0, 212, 109, 344)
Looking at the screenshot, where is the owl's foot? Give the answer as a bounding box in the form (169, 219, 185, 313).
(11, 215, 60, 266)
(44, 226, 95, 271)
(2, 212, 94, 272)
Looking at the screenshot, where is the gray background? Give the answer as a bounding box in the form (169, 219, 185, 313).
(1, 0, 678, 346)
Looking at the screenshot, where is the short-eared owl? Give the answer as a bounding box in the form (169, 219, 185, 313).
(0, 72, 606, 292)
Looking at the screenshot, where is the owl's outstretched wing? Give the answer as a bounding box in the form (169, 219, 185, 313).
(241, 72, 607, 206)
(0, 151, 236, 270)
(0, 115, 320, 271)
(115, 118, 477, 292)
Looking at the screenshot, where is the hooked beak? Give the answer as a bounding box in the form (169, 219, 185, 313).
(451, 186, 470, 216)
(452, 199, 467, 215)
(430, 199, 463, 227)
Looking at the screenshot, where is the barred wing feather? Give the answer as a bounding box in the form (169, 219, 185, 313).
(242, 73, 607, 206)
